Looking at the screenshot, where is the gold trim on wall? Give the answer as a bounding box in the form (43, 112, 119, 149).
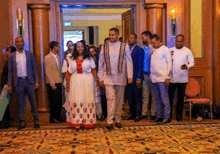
(190, 0, 202, 58)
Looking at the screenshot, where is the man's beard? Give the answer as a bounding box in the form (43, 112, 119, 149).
(176, 45, 183, 49)
(142, 40, 148, 45)
(128, 42, 135, 46)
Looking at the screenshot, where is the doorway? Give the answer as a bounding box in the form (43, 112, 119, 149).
(59, 4, 136, 62)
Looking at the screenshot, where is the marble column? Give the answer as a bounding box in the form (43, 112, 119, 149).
(29, 4, 50, 113)
(144, 4, 164, 41)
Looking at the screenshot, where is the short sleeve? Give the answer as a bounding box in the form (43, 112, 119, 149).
(62, 60, 67, 73)
(90, 58, 96, 69)
(68, 60, 75, 74)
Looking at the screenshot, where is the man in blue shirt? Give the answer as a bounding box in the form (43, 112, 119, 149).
(8, 37, 40, 130)
(140, 31, 157, 121)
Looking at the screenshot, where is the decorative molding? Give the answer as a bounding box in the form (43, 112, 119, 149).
(144, 4, 164, 9)
(29, 4, 51, 10)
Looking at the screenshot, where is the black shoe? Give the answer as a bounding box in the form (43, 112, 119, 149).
(115, 122, 122, 128)
(0, 122, 11, 129)
(134, 116, 141, 122)
(50, 119, 62, 123)
(176, 118, 183, 122)
(34, 123, 40, 129)
(153, 117, 163, 123)
(59, 117, 66, 122)
(106, 124, 114, 130)
(161, 118, 171, 124)
(150, 115, 157, 121)
(99, 114, 106, 121)
(139, 115, 148, 120)
(124, 114, 135, 120)
(18, 123, 26, 130)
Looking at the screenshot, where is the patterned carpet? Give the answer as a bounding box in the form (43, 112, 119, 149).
(1, 123, 220, 154)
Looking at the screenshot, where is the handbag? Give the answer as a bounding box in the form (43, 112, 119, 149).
(0, 85, 10, 121)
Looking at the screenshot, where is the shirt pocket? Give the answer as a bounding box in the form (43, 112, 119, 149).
(179, 69, 188, 77)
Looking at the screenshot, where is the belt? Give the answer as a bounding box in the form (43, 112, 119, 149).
(18, 76, 28, 79)
(143, 72, 149, 74)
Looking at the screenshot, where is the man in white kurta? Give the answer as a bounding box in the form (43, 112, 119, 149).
(169, 34, 195, 121)
(150, 34, 172, 124)
(98, 28, 133, 129)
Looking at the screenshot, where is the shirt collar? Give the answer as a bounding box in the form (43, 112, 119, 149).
(51, 52, 58, 57)
(144, 44, 152, 49)
(130, 44, 137, 51)
(110, 41, 120, 45)
(155, 43, 163, 49)
(16, 50, 25, 54)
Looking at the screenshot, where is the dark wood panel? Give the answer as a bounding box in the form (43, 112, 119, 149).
(122, 9, 134, 43)
(0, 0, 12, 89)
(212, 0, 220, 105)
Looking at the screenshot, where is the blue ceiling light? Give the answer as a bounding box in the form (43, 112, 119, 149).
(60, 5, 88, 9)
(61, 5, 70, 8)
(60, 5, 133, 9)
(73, 5, 87, 8)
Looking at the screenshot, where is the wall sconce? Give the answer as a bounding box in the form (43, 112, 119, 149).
(170, 8, 177, 36)
(16, 8, 24, 37)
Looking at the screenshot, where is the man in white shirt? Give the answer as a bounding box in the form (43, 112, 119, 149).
(150, 34, 172, 124)
(169, 34, 195, 121)
(98, 27, 133, 130)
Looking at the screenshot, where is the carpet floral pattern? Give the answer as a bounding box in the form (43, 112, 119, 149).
(1, 124, 220, 154)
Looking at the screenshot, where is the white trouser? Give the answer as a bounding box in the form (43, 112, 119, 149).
(105, 85, 125, 124)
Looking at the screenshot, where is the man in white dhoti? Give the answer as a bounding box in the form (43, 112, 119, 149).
(98, 27, 133, 130)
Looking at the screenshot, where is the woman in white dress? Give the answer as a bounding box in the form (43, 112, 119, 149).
(65, 40, 99, 129)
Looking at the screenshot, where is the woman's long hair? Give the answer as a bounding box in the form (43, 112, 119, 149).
(72, 40, 91, 60)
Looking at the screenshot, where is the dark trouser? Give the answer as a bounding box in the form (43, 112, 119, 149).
(47, 83, 62, 120)
(15, 78, 39, 125)
(61, 85, 66, 121)
(168, 83, 187, 120)
(126, 81, 142, 117)
(100, 87, 107, 117)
